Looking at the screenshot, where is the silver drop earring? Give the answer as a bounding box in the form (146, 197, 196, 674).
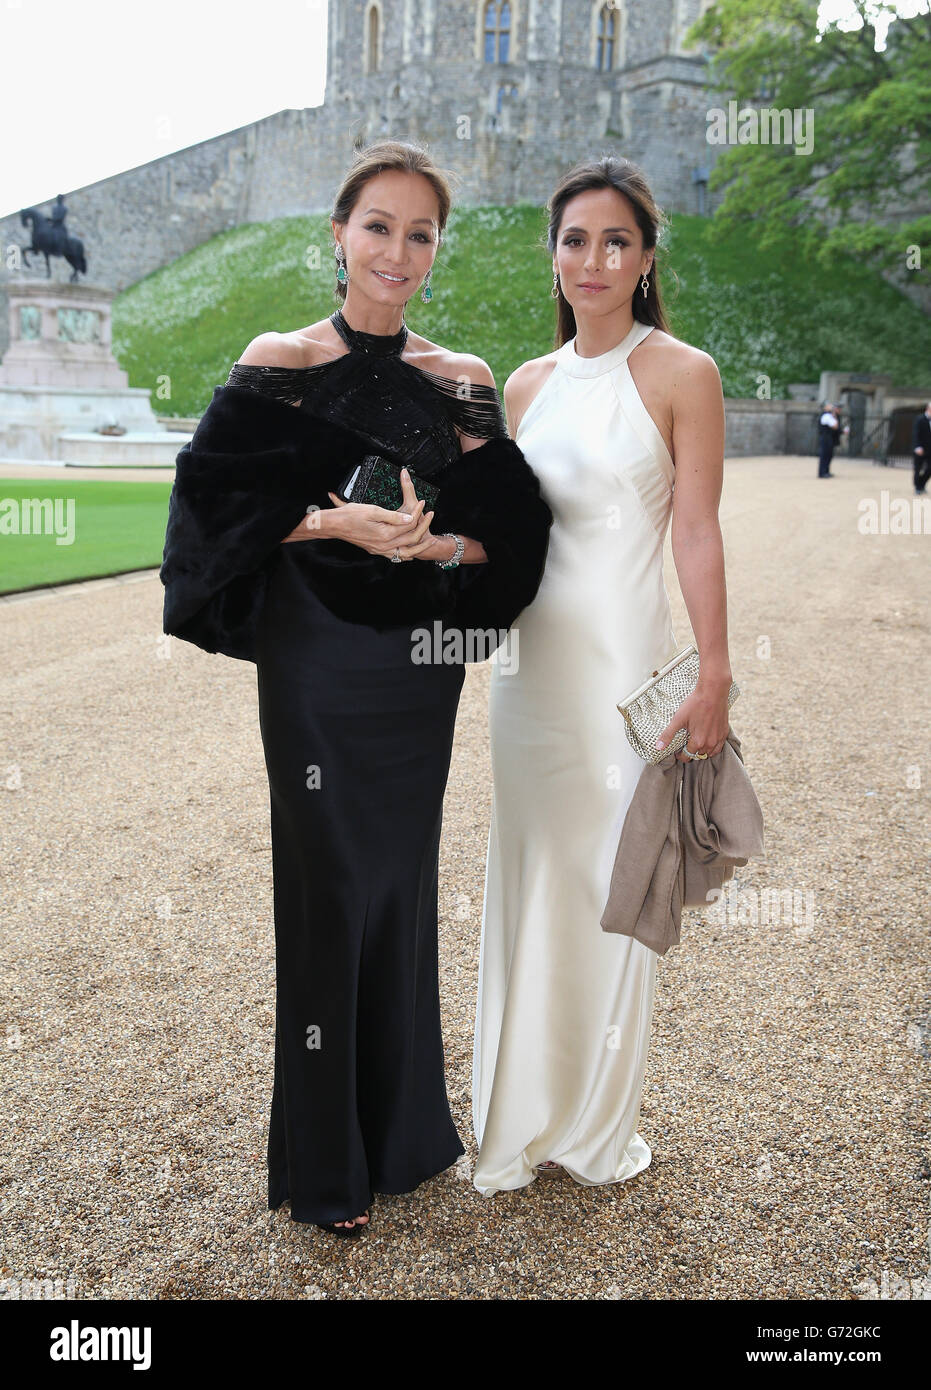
(641, 270, 650, 298)
(551, 271, 560, 300)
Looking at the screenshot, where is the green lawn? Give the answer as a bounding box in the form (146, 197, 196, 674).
(0, 481, 172, 593)
(113, 205, 931, 416)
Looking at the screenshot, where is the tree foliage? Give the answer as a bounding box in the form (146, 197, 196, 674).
(685, 0, 931, 284)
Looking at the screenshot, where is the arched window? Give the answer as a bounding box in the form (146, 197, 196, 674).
(596, 3, 616, 71)
(366, 4, 380, 73)
(484, 1, 511, 63)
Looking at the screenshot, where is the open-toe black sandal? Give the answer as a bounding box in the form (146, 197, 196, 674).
(314, 1210, 371, 1238)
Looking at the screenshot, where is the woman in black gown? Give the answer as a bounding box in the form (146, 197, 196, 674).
(166, 140, 551, 1236)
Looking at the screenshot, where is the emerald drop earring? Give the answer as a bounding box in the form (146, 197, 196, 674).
(336, 243, 349, 285)
(421, 268, 433, 303)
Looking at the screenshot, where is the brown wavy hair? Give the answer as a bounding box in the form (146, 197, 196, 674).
(330, 140, 456, 303)
(545, 155, 675, 347)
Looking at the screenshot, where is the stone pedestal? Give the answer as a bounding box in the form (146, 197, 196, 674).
(0, 280, 130, 389)
(0, 280, 184, 462)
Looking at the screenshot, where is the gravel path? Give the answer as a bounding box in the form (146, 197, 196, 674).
(1, 454, 928, 1300)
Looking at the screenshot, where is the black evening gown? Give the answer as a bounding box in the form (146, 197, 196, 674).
(226, 310, 509, 1224)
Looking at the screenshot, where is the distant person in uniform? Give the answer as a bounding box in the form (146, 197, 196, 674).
(912, 401, 931, 496)
(817, 402, 840, 477)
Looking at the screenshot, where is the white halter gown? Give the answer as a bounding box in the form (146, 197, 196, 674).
(472, 319, 679, 1194)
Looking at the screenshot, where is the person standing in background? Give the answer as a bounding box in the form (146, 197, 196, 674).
(912, 401, 931, 496)
(817, 402, 840, 478)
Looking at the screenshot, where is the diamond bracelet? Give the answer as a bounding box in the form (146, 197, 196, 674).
(435, 533, 465, 569)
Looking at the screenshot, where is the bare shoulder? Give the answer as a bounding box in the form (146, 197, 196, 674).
(406, 330, 497, 390)
(503, 350, 560, 434)
(504, 350, 560, 396)
(637, 329, 721, 389)
(238, 320, 343, 368)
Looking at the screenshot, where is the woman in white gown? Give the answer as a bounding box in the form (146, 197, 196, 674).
(472, 157, 735, 1195)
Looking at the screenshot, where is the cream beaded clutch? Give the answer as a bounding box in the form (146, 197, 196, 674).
(617, 644, 740, 764)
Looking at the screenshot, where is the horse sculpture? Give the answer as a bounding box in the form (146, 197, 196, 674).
(19, 205, 87, 281)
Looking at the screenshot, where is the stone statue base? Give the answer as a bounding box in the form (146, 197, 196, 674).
(0, 280, 186, 462)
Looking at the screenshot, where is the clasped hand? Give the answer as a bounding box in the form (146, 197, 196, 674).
(280, 467, 440, 560)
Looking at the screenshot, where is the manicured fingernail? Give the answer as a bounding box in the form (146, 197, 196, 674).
(400, 513, 412, 521)
(655, 739, 665, 748)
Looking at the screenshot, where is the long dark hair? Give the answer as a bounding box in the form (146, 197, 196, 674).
(545, 156, 675, 347)
(330, 139, 456, 303)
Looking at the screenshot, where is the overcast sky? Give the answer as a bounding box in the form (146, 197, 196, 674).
(0, 0, 923, 217)
(1, 0, 328, 214)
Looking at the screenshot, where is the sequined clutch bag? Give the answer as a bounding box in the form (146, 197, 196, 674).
(616, 644, 740, 765)
(339, 454, 440, 512)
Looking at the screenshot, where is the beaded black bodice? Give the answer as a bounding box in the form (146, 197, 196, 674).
(225, 309, 509, 479)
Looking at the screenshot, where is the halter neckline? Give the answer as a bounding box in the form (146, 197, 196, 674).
(330, 308, 409, 357)
(556, 319, 654, 378)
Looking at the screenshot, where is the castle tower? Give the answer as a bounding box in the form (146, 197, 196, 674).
(319, 0, 718, 212)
